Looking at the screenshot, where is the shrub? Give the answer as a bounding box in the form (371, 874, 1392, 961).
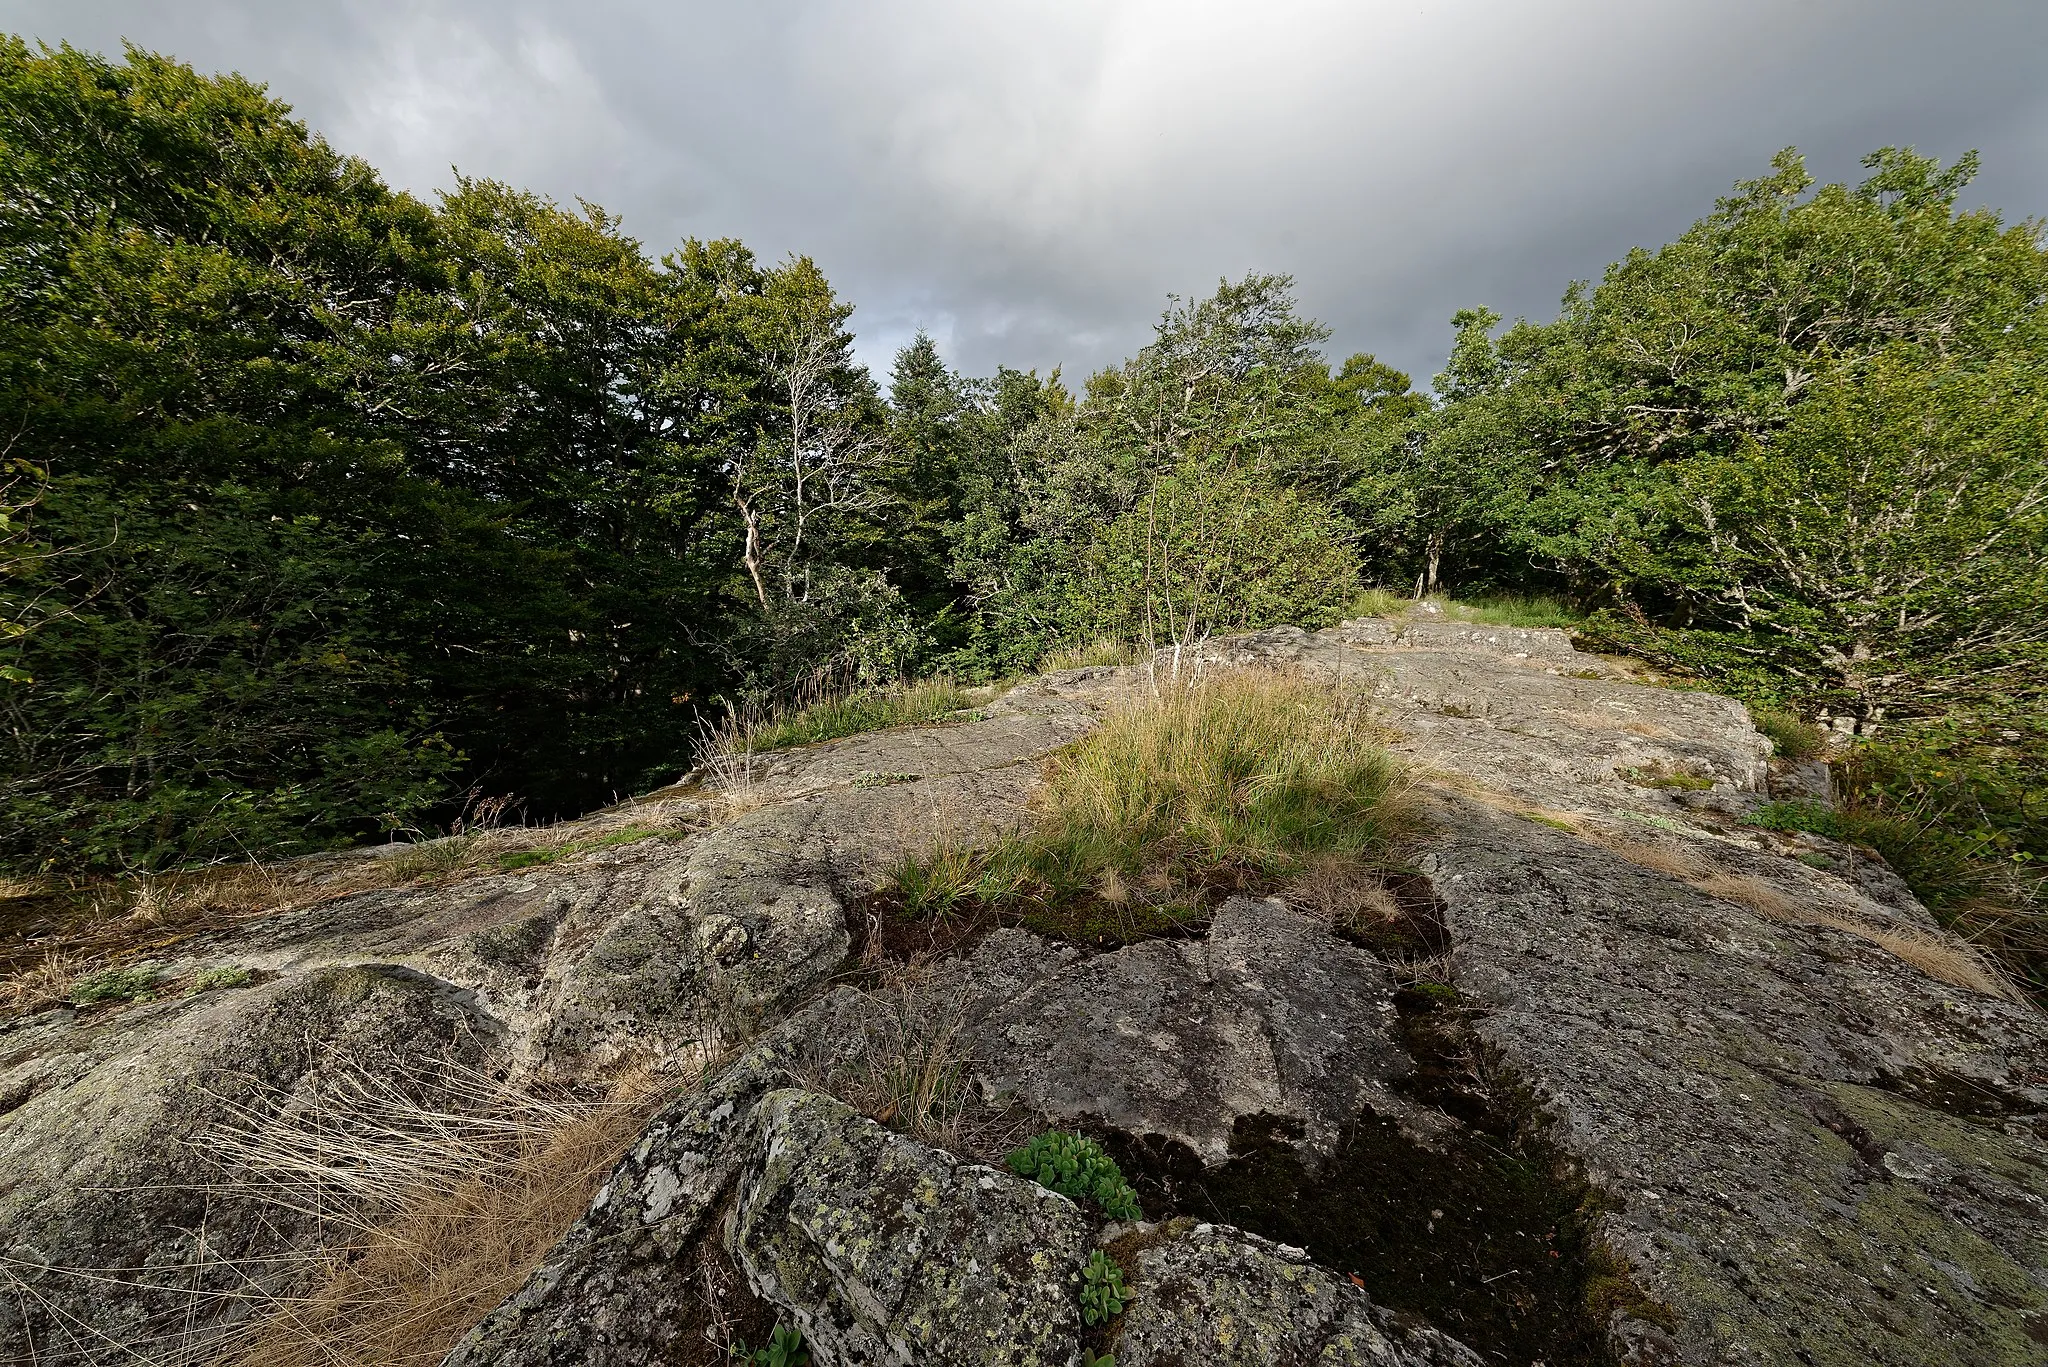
(1008, 1131, 1142, 1220)
(68, 965, 160, 1005)
(1080, 1249, 1129, 1326)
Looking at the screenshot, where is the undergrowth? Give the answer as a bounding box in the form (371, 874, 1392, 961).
(884, 671, 1414, 943)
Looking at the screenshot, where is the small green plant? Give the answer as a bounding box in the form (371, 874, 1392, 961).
(1081, 1351, 1117, 1367)
(1430, 595, 1583, 629)
(1747, 799, 1841, 838)
(1618, 765, 1714, 792)
(729, 1323, 809, 1367)
(68, 965, 161, 1005)
(1753, 708, 1827, 760)
(497, 825, 665, 872)
(1008, 1131, 1142, 1220)
(190, 965, 253, 992)
(1079, 1249, 1129, 1327)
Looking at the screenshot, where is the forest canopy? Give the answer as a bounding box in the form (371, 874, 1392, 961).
(1, 40, 2042, 902)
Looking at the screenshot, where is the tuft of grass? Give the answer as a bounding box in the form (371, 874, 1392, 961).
(1753, 708, 1828, 760)
(1347, 587, 1407, 619)
(750, 677, 974, 752)
(386, 834, 483, 883)
(204, 1060, 670, 1367)
(886, 671, 1414, 941)
(496, 825, 665, 872)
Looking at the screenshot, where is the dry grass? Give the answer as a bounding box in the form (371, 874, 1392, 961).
(0, 822, 686, 1021)
(1496, 799, 2021, 1001)
(799, 967, 1025, 1163)
(1285, 851, 1403, 938)
(192, 1060, 671, 1367)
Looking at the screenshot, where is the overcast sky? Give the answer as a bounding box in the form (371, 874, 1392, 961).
(8, 2, 2046, 388)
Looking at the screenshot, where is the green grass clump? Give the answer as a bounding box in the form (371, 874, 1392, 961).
(1432, 595, 1583, 629)
(69, 965, 160, 1005)
(886, 672, 1413, 940)
(1348, 587, 1407, 619)
(190, 965, 253, 992)
(1008, 1131, 1142, 1220)
(750, 677, 973, 752)
(1753, 708, 1828, 760)
(497, 825, 666, 872)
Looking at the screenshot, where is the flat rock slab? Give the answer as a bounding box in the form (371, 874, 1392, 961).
(972, 898, 1415, 1165)
(1113, 1220, 1482, 1367)
(732, 1089, 1092, 1366)
(1428, 794, 2048, 1366)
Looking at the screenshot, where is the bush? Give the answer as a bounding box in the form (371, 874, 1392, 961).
(191, 965, 254, 992)
(1007, 1131, 1142, 1220)
(1078, 464, 1362, 644)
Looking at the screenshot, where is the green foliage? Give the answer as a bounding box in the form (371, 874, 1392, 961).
(1753, 710, 1827, 760)
(189, 965, 253, 992)
(1081, 1351, 1117, 1367)
(728, 1325, 809, 1367)
(1076, 464, 1362, 643)
(1079, 1249, 1130, 1326)
(1008, 1131, 1143, 1221)
(68, 965, 159, 1005)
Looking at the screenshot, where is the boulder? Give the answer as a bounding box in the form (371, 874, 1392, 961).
(972, 898, 1419, 1164)
(730, 1089, 1093, 1366)
(1112, 1220, 1482, 1367)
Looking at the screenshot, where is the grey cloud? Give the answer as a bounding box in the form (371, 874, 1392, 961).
(6, 0, 2045, 387)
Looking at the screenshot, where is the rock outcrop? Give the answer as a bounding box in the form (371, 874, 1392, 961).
(5, 611, 2043, 1366)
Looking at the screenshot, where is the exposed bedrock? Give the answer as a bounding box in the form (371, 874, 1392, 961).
(5, 617, 2043, 1366)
